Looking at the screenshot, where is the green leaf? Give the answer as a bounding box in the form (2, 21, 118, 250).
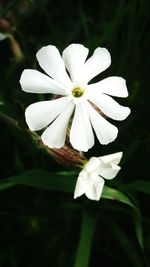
(133, 212, 144, 250)
(102, 186, 137, 210)
(102, 186, 144, 249)
(0, 96, 19, 128)
(100, 215, 144, 267)
(126, 180, 150, 195)
(0, 180, 16, 191)
(0, 170, 138, 213)
(0, 111, 19, 128)
(0, 169, 76, 193)
(0, 170, 143, 250)
(0, 170, 136, 211)
(74, 212, 95, 267)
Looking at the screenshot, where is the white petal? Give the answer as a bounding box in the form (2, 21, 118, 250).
(85, 174, 104, 201)
(84, 47, 111, 83)
(87, 102, 118, 145)
(99, 152, 123, 165)
(36, 45, 72, 87)
(74, 171, 89, 199)
(84, 157, 100, 172)
(98, 152, 123, 179)
(25, 96, 70, 131)
(99, 163, 121, 180)
(20, 69, 66, 95)
(89, 93, 131, 121)
(62, 44, 89, 83)
(70, 103, 94, 152)
(41, 101, 74, 148)
(88, 77, 129, 97)
(74, 171, 104, 201)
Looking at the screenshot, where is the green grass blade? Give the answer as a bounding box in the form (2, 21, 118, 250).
(133, 212, 144, 250)
(74, 212, 96, 267)
(0, 170, 138, 211)
(0, 169, 76, 193)
(102, 186, 137, 210)
(100, 215, 144, 267)
(126, 180, 150, 194)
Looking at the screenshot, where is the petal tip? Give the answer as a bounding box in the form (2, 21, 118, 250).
(96, 47, 111, 63)
(19, 70, 27, 90)
(25, 107, 37, 131)
(70, 142, 92, 153)
(120, 106, 131, 120)
(120, 78, 129, 97)
(101, 127, 118, 145)
(117, 151, 123, 159)
(41, 135, 62, 149)
(73, 194, 78, 199)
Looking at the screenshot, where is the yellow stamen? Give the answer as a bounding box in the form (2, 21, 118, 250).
(72, 87, 84, 98)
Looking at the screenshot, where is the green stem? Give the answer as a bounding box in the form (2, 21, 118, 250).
(74, 211, 96, 267)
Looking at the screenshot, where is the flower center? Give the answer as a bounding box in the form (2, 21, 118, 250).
(72, 87, 84, 98)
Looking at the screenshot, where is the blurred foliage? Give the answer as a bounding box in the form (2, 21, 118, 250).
(0, 0, 150, 266)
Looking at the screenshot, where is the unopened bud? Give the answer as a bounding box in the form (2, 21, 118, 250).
(48, 145, 86, 168)
(30, 131, 86, 169)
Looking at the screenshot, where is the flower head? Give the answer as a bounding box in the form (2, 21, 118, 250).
(74, 152, 123, 201)
(20, 44, 130, 152)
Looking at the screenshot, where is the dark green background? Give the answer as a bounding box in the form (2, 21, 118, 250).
(0, 0, 150, 266)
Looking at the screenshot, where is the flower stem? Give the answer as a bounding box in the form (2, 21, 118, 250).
(9, 35, 24, 61)
(29, 130, 87, 169)
(74, 211, 96, 267)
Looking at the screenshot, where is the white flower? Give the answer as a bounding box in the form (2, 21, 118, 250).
(20, 44, 130, 152)
(74, 152, 123, 201)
